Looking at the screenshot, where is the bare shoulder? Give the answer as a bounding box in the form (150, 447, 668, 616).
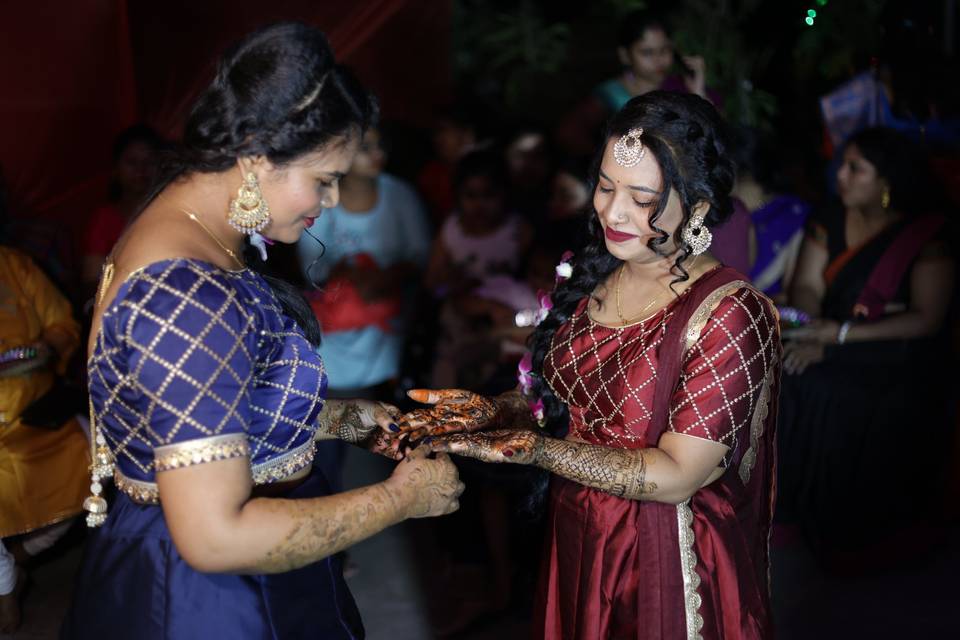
(112, 207, 223, 278)
(93, 205, 230, 313)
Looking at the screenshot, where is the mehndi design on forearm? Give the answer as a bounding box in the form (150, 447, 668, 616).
(429, 430, 657, 500)
(259, 484, 403, 573)
(534, 439, 658, 499)
(258, 457, 462, 573)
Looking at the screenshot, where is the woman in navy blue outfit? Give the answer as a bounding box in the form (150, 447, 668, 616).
(63, 23, 463, 640)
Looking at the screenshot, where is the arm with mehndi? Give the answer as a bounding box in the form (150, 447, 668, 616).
(157, 447, 462, 575)
(428, 429, 726, 504)
(429, 288, 779, 504)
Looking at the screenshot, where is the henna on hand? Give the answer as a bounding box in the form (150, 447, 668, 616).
(389, 449, 465, 518)
(365, 429, 406, 461)
(397, 388, 501, 441)
(427, 429, 545, 464)
(317, 399, 399, 444)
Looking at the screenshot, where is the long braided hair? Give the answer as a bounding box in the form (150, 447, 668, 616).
(528, 91, 736, 433)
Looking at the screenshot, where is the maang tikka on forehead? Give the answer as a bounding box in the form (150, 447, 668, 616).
(613, 127, 645, 167)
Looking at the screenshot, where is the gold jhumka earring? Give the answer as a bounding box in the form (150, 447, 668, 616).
(228, 171, 271, 234)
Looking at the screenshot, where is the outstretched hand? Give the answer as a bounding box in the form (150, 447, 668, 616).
(396, 388, 501, 442)
(426, 429, 544, 465)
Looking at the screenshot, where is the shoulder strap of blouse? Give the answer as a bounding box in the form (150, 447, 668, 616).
(648, 266, 746, 440)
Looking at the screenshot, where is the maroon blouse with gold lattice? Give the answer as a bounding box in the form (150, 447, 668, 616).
(535, 275, 780, 640)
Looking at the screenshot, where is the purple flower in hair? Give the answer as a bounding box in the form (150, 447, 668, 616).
(517, 351, 534, 394)
(535, 289, 554, 324)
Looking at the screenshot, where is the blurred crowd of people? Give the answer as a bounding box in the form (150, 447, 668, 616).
(0, 5, 958, 636)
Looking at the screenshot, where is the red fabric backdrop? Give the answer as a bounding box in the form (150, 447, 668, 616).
(1, 0, 450, 272)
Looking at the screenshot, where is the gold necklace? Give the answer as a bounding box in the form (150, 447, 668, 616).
(614, 255, 699, 326)
(615, 265, 661, 326)
(178, 208, 245, 269)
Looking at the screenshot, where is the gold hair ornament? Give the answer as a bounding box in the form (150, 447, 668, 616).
(613, 127, 645, 167)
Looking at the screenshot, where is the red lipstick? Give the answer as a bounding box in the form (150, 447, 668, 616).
(605, 227, 638, 243)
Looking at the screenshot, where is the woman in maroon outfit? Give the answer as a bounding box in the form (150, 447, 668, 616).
(401, 92, 781, 639)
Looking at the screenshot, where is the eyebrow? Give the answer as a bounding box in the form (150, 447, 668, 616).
(324, 171, 347, 179)
(598, 169, 660, 194)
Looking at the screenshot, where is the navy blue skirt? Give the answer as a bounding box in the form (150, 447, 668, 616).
(62, 468, 364, 639)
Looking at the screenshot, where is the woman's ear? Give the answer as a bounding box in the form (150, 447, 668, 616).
(617, 47, 630, 68)
(239, 155, 280, 183)
(691, 200, 711, 221)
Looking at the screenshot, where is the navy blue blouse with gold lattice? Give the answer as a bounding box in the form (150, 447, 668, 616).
(88, 258, 326, 503)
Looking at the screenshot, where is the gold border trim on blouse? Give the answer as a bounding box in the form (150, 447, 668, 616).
(154, 433, 251, 472)
(251, 439, 316, 484)
(739, 362, 776, 485)
(677, 500, 704, 640)
(114, 437, 317, 505)
(114, 470, 160, 504)
(683, 280, 753, 353)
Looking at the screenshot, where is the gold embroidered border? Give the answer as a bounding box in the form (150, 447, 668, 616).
(114, 437, 316, 504)
(739, 363, 775, 485)
(251, 439, 315, 484)
(115, 470, 160, 504)
(677, 500, 704, 640)
(154, 433, 250, 472)
(683, 281, 752, 353)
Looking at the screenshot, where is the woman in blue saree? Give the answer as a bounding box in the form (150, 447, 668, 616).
(62, 23, 463, 639)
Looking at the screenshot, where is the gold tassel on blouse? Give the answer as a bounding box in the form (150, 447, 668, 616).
(83, 398, 114, 527)
(84, 260, 116, 527)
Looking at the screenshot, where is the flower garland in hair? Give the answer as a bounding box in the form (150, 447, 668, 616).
(517, 251, 574, 428)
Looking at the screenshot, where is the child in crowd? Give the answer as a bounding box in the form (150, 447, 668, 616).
(425, 149, 532, 390)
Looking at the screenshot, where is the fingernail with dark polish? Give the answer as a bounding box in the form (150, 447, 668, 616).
(503, 450, 514, 457)
(389, 423, 400, 433)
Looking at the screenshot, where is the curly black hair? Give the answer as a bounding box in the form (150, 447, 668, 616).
(527, 91, 736, 431)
